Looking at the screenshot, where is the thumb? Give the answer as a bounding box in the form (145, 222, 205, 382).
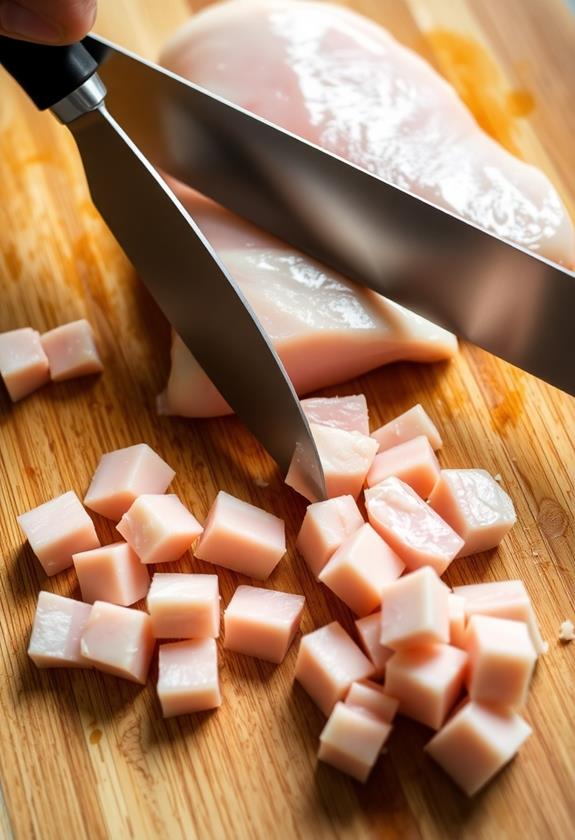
(0, 0, 97, 44)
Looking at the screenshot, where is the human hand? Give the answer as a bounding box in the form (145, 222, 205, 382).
(0, 0, 96, 44)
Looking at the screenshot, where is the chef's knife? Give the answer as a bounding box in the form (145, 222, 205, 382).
(83, 33, 575, 397)
(0, 37, 326, 502)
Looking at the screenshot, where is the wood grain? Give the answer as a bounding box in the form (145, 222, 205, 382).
(1, 1, 574, 838)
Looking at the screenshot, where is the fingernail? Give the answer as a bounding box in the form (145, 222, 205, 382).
(0, 2, 63, 43)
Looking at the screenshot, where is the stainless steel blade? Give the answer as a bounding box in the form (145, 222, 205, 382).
(84, 34, 575, 396)
(67, 103, 325, 500)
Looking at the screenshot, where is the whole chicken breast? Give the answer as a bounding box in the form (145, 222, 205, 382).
(157, 0, 574, 418)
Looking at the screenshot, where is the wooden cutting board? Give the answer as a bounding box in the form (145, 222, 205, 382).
(1, 1, 573, 837)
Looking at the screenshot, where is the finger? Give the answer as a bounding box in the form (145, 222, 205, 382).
(0, 0, 97, 44)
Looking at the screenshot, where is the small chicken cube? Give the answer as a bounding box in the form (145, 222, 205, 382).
(84, 443, 175, 521)
(0, 327, 50, 401)
(18, 491, 100, 576)
(41, 319, 103, 381)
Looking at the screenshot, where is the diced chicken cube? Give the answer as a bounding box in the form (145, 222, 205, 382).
(366, 436, 441, 499)
(0, 327, 50, 401)
(80, 601, 154, 684)
(295, 621, 375, 716)
(28, 591, 92, 668)
(301, 394, 369, 435)
(318, 701, 392, 782)
(384, 644, 468, 730)
(345, 680, 398, 724)
(365, 477, 464, 575)
(84, 443, 175, 521)
(380, 567, 450, 649)
(465, 615, 536, 708)
(224, 585, 305, 664)
(18, 491, 100, 576)
(286, 423, 378, 501)
(425, 701, 532, 796)
(195, 491, 285, 580)
(40, 319, 103, 381)
(73, 541, 149, 606)
(117, 494, 203, 564)
(428, 469, 516, 556)
(355, 612, 393, 679)
(157, 638, 221, 717)
(448, 593, 467, 649)
(296, 495, 364, 578)
(319, 523, 404, 616)
(147, 573, 220, 639)
(371, 404, 442, 453)
(453, 580, 546, 655)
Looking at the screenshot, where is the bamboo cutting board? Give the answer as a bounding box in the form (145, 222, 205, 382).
(1, 1, 574, 837)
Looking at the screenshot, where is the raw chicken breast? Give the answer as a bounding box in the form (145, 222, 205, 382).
(158, 0, 574, 418)
(156, 188, 457, 417)
(162, 1, 574, 264)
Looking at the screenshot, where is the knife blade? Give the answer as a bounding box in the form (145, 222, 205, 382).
(85, 34, 575, 397)
(0, 36, 326, 502)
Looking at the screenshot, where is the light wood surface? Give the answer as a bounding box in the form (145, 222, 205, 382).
(1, 1, 574, 838)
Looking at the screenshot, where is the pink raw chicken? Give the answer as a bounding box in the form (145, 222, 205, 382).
(17, 491, 100, 576)
(319, 523, 405, 616)
(425, 701, 532, 796)
(81, 601, 155, 684)
(156, 200, 458, 418)
(318, 701, 392, 782)
(117, 494, 203, 564)
(73, 541, 150, 606)
(163, 1, 574, 263)
(453, 580, 546, 655)
(224, 585, 305, 664)
(286, 423, 378, 502)
(84, 443, 175, 521)
(428, 469, 516, 557)
(157, 638, 221, 717)
(296, 495, 364, 579)
(384, 644, 468, 730)
(147, 573, 220, 639)
(196, 491, 285, 580)
(345, 680, 399, 724)
(448, 593, 467, 649)
(366, 435, 441, 498)
(157, 0, 574, 418)
(465, 615, 536, 708)
(28, 591, 92, 668)
(380, 567, 450, 649)
(301, 395, 369, 435)
(321, 680, 398, 781)
(365, 477, 464, 575)
(0, 327, 50, 401)
(355, 612, 394, 679)
(372, 404, 443, 453)
(295, 621, 375, 715)
(40, 319, 103, 381)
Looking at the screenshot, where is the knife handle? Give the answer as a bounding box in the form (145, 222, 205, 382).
(0, 36, 97, 110)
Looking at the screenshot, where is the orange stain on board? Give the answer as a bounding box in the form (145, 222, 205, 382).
(89, 728, 103, 745)
(489, 386, 524, 433)
(424, 31, 535, 156)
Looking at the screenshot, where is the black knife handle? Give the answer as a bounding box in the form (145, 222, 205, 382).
(0, 35, 97, 110)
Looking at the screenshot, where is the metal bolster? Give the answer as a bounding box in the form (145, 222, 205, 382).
(51, 74, 107, 124)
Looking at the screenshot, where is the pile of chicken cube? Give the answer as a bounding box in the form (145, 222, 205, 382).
(17, 389, 546, 798)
